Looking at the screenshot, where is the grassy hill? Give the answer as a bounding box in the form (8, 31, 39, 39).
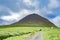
(0, 14, 60, 40)
(5, 14, 56, 27)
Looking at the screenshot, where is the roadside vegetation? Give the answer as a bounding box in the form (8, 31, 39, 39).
(0, 26, 60, 40)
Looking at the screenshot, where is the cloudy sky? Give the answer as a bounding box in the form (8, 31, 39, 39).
(0, 0, 60, 27)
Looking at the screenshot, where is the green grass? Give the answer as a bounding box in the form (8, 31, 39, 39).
(0, 27, 40, 40)
(43, 28, 60, 40)
(0, 26, 60, 40)
(4, 33, 32, 40)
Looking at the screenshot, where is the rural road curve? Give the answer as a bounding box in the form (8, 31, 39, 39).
(26, 31, 44, 40)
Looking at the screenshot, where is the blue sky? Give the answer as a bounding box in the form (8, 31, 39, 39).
(0, 0, 60, 27)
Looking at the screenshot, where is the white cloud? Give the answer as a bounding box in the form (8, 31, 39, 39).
(23, 0, 39, 9)
(37, 7, 53, 17)
(0, 9, 34, 25)
(41, 7, 53, 14)
(48, 0, 59, 8)
(23, 0, 32, 5)
(20, 9, 33, 15)
(1, 13, 20, 21)
(51, 16, 60, 27)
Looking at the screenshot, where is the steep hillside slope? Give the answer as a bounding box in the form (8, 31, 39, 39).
(11, 14, 56, 27)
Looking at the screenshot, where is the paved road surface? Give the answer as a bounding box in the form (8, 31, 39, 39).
(26, 31, 44, 40)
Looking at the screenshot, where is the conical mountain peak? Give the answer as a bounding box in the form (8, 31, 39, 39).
(12, 14, 56, 27)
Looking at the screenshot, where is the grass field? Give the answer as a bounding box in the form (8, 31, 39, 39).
(43, 27, 60, 40)
(0, 27, 60, 40)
